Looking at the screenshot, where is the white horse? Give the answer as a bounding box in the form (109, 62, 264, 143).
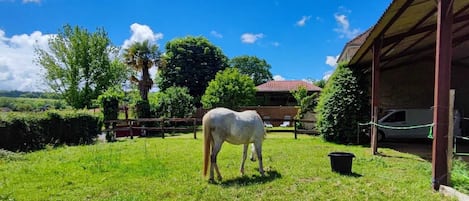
(203, 107, 266, 181)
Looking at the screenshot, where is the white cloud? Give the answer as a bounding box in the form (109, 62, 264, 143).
(273, 75, 285, 81)
(333, 13, 360, 39)
(325, 55, 339, 67)
(241, 33, 264, 44)
(323, 70, 334, 80)
(210, 30, 223, 38)
(122, 23, 163, 49)
(0, 29, 54, 91)
(323, 54, 339, 80)
(296, 16, 312, 27)
(22, 0, 40, 3)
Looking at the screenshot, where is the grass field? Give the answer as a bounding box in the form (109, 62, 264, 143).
(0, 133, 457, 201)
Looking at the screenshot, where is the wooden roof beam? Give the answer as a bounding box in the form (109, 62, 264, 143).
(354, 0, 414, 64)
(383, 13, 469, 47)
(382, 7, 437, 57)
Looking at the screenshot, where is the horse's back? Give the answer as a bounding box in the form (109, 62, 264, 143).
(203, 107, 264, 144)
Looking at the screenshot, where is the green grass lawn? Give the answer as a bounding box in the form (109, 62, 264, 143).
(0, 133, 456, 201)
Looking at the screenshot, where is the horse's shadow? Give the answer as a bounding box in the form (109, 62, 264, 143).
(217, 170, 282, 187)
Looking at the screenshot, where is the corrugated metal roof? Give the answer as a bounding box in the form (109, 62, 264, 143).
(256, 80, 322, 92)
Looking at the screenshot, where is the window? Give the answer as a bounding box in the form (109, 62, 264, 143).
(383, 111, 405, 122)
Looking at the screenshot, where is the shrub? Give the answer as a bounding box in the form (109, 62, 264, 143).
(98, 87, 124, 122)
(315, 62, 369, 143)
(201, 68, 256, 109)
(135, 100, 151, 118)
(151, 87, 195, 118)
(0, 110, 102, 152)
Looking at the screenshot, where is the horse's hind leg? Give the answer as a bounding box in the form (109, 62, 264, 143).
(210, 141, 223, 181)
(250, 143, 257, 161)
(240, 144, 248, 175)
(254, 142, 265, 176)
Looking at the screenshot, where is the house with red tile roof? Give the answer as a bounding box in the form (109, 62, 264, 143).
(255, 80, 321, 106)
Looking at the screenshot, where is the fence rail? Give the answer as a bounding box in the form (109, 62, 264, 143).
(104, 118, 317, 140)
(104, 118, 198, 139)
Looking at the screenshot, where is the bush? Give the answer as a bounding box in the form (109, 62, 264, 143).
(201, 68, 256, 109)
(135, 100, 151, 118)
(315, 62, 369, 143)
(97, 87, 124, 122)
(0, 110, 102, 152)
(151, 87, 195, 118)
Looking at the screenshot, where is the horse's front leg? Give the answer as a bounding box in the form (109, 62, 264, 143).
(240, 144, 248, 175)
(210, 142, 223, 181)
(254, 142, 265, 176)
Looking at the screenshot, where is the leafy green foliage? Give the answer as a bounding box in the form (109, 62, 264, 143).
(290, 85, 308, 105)
(201, 68, 256, 109)
(314, 79, 327, 88)
(0, 110, 101, 152)
(157, 36, 228, 105)
(97, 87, 124, 141)
(0, 90, 61, 99)
(97, 87, 124, 120)
(135, 100, 151, 118)
(315, 62, 369, 143)
(150, 87, 195, 118)
(35, 24, 129, 109)
(0, 97, 68, 111)
(123, 40, 160, 102)
(229, 55, 273, 86)
(452, 158, 469, 194)
(297, 93, 319, 119)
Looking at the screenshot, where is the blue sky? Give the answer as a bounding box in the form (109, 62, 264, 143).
(0, 0, 391, 91)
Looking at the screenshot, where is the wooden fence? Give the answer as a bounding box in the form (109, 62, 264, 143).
(104, 118, 198, 139)
(104, 117, 317, 140)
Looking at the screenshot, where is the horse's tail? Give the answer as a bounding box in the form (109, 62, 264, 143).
(203, 115, 212, 177)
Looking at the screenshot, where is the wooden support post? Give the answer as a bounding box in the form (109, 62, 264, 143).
(129, 120, 134, 140)
(294, 119, 298, 139)
(432, 0, 453, 191)
(161, 119, 165, 139)
(193, 118, 197, 139)
(447, 89, 455, 185)
(371, 38, 381, 155)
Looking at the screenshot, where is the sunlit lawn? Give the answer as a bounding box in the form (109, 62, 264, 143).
(0, 133, 455, 201)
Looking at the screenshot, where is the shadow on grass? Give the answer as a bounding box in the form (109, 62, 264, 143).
(335, 172, 363, 177)
(217, 170, 282, 187)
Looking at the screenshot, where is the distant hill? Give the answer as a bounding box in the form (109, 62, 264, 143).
(0, 90, 60, 99)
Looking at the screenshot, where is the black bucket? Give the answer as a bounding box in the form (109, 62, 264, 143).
(328, 152, 355, 174)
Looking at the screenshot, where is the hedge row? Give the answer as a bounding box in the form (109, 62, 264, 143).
(0, 110, 102, 152)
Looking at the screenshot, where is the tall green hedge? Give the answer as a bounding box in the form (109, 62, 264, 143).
(0, 110, 102, 152)
(315, 62, 369, 144)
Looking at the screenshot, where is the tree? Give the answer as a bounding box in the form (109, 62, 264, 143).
(150, 86, 195, 118)
(314, 79, 327, 88)
(156, 36, 228, 105)
(315, 62, 369, 143)
(123, 40, 160, 101)
(201, 68, 256, 109)
(290, 85, 308, 105)
(229, 55, 273, 86)
(35, 24, 129, 109)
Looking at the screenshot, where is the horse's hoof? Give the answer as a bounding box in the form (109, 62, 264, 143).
(217, 176, 223, 181)
(208, 178, 216, 184)
(250, 158, 256, 162)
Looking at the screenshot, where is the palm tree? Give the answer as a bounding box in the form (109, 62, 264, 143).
(123, 40, 160, 101)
